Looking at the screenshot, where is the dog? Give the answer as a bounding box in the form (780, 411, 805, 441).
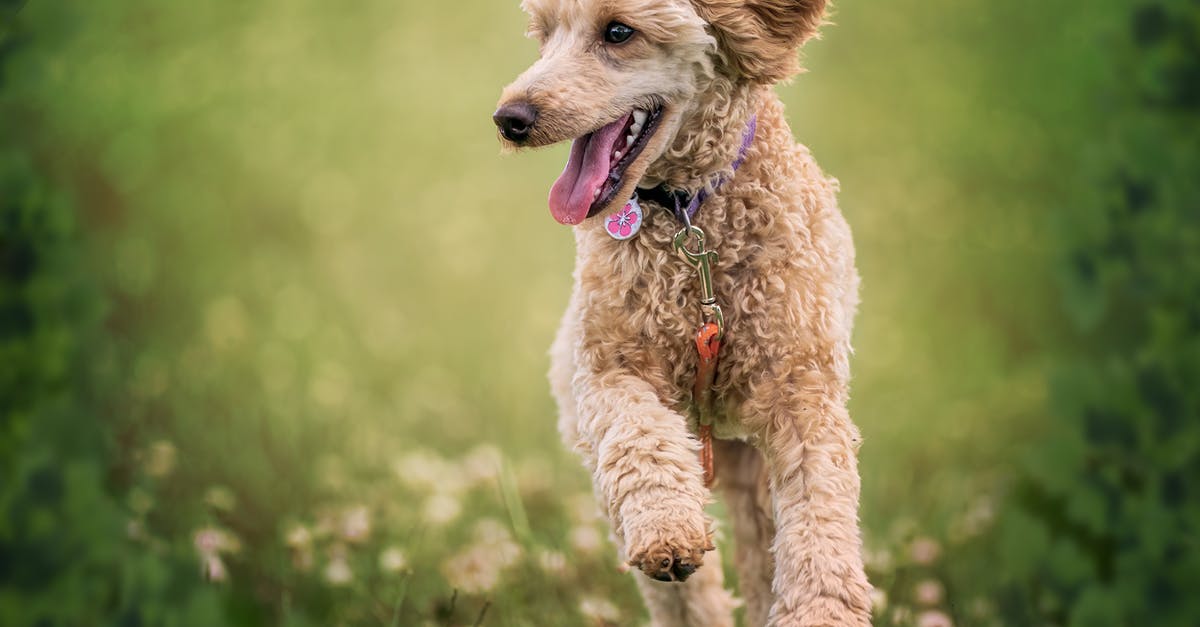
(493, 1, 871, 624)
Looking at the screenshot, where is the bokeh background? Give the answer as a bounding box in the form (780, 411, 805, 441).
(2, 0, 1197, 625)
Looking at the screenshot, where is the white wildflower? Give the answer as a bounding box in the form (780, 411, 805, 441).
(442, 545, 503, 594)
(194, 526, 238, 583)
(422, 493, 462, 526)
(864, 547, 895, 574)
(192, 526, 220, 552)
(474, 518, 512, 544)
(340, 505, 371, 543)
(394, 450, 468, 494)
(379, 547, 408, 574)
(537, 549, 568, 575)
(193, 526, 239, 555)
(324, 554, 353, 586)
(915, 579, 945, 606)
(285, 524, 312, 549)
(917, 609, 954, 627)
(579, 597, 620, 623)
(441, 523, 524, 594)
(495, 540, 522, 568)
(202, 553, 228, 582)
(962, 496, 996, 536)
(462, 445, 503, 486)
(470, 520, 522, 568)
(286, 524, 314, 572)
(569, 525, 603, 555)
(909, 537, 942, 566)
(870, 587, 889, 614)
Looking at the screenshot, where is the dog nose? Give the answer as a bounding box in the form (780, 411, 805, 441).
(493, 102, 538, 143)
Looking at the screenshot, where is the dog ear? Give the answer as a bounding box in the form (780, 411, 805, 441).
(691, 0, 827, 83)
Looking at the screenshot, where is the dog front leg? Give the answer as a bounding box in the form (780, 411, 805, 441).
(747, 367, 872, 627)
(572, 372, 715, 583)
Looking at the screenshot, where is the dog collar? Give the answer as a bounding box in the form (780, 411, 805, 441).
(637, 114, 758, 225)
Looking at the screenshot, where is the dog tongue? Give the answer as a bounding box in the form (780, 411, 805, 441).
(548, 113, 632, 225)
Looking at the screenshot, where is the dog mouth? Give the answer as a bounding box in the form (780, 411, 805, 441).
(547, 104, 664, 225)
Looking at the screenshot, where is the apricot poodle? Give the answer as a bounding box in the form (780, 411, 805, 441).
(493, 1, 871, 624)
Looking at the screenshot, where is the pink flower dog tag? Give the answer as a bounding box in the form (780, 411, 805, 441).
(605, 197, 643, 240)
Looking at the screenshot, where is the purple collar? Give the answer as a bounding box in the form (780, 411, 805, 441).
(635, 114, 758, 224)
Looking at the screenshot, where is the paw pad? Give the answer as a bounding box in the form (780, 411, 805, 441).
(634, 545, 708, 583)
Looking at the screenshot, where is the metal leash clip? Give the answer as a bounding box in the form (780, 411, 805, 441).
(673, 213, 724, 341)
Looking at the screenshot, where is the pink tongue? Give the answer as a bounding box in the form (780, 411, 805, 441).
(547, 113, 632, 225)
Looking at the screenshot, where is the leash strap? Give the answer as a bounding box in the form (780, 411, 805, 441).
(693, 322, 721, 487)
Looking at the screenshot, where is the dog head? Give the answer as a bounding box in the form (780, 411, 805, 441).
(494, 0, 826, 225)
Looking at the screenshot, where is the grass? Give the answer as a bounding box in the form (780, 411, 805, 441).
(0, 0, 1089, 623)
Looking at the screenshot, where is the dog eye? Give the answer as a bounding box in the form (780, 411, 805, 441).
(603, 22, 635, 44)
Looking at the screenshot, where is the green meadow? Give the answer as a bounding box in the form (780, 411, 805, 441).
(2, 0, 1197, 625)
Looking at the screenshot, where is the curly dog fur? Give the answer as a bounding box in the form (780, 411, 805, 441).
(495, 1, 871, 624)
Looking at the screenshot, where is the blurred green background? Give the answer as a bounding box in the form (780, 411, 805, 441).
(2, 0, 1197, 625)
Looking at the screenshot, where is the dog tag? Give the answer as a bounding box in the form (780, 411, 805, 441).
(605, 197, 643, 240)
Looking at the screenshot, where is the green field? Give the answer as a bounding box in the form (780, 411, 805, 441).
(3, 1, 1197, 625)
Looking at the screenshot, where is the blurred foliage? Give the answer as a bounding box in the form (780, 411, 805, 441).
(977, 2, 1200, 626)
(0, 81, 226, 626)
(0, 0, 1196, 625)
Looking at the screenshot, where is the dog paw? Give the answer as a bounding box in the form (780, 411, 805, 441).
(624, 513, 715, 582)
(631, 543, 709, 582)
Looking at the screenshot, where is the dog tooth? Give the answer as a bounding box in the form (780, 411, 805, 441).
(633, 110, 648, 126)
(630, 122, 642, 136)
(613, 150, 623, 160)
(626, 133, 636, 148)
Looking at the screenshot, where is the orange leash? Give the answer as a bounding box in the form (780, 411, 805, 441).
(693, 322, 721, 488)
